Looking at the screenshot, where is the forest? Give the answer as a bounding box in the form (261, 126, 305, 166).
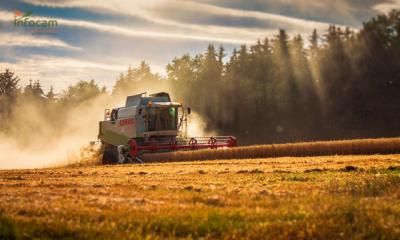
(1, 10, 399, 145)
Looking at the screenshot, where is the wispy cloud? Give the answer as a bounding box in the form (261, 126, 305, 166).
(159, 1, 333, 30)
(57, 17, 265, 44)
(373, 0, 400, 13)
(0, 32, 81, 50)
(0, 9, 270, 44)
(21, 0, 338, 38)
(194, 0, 383, 26)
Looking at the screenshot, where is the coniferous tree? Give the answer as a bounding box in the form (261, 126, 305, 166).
(0, 69, 20, 118)
(0, 69, 19, 97)
(46, 86, 56, 100)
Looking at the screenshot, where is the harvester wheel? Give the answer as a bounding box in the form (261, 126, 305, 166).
(102, 144, 119, 165)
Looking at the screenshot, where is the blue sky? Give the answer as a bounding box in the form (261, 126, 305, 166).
(0, 0, 398, 93)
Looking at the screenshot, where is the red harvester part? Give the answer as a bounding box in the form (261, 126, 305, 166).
(129, 136, 237, 159)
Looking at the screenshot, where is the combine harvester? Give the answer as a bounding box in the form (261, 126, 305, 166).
(98, 92, 237, 164)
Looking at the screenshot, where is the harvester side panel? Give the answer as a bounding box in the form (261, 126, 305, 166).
(99, 118, 136, 146)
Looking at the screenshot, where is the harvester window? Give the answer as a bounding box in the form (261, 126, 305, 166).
(148, 107, 178, 131)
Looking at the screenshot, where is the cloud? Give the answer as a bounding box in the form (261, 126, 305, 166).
(0, 32, 81, 50)
(373, 0, 400, 13)
(146, 1, 341, 37)
(56, 17, 264, 44)
(163, 1, 332, 30)
(193, 0, 388, 26)
(0, 55, 129, 92)
(20, 0, 338, 40)
(0, 8, 270, 44)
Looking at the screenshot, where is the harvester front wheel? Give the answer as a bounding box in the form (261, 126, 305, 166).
(101, 144, 119, 165)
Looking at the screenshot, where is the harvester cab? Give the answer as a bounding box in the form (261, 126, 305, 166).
(98, 92, 237, 164)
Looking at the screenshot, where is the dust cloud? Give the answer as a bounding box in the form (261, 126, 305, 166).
(186, 111, 217, 137)
(0, 96, 111, 169)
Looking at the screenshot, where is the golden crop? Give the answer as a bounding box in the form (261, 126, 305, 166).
(142, 137, 400, 163)
(0, 154, 400, 239)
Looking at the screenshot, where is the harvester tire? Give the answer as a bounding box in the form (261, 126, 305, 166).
(102, 144, 119, 165)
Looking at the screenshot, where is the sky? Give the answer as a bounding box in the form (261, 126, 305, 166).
(0, 0, 399, 93)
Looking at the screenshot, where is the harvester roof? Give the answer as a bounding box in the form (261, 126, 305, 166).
(125, 92, 172, 107)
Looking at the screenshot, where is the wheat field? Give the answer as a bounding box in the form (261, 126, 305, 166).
(1, 153, 400, 239)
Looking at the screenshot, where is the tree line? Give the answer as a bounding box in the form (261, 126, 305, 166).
(1, 10, 399, 144)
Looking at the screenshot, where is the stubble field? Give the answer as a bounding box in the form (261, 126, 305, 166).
(1, 154, 400, 239)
